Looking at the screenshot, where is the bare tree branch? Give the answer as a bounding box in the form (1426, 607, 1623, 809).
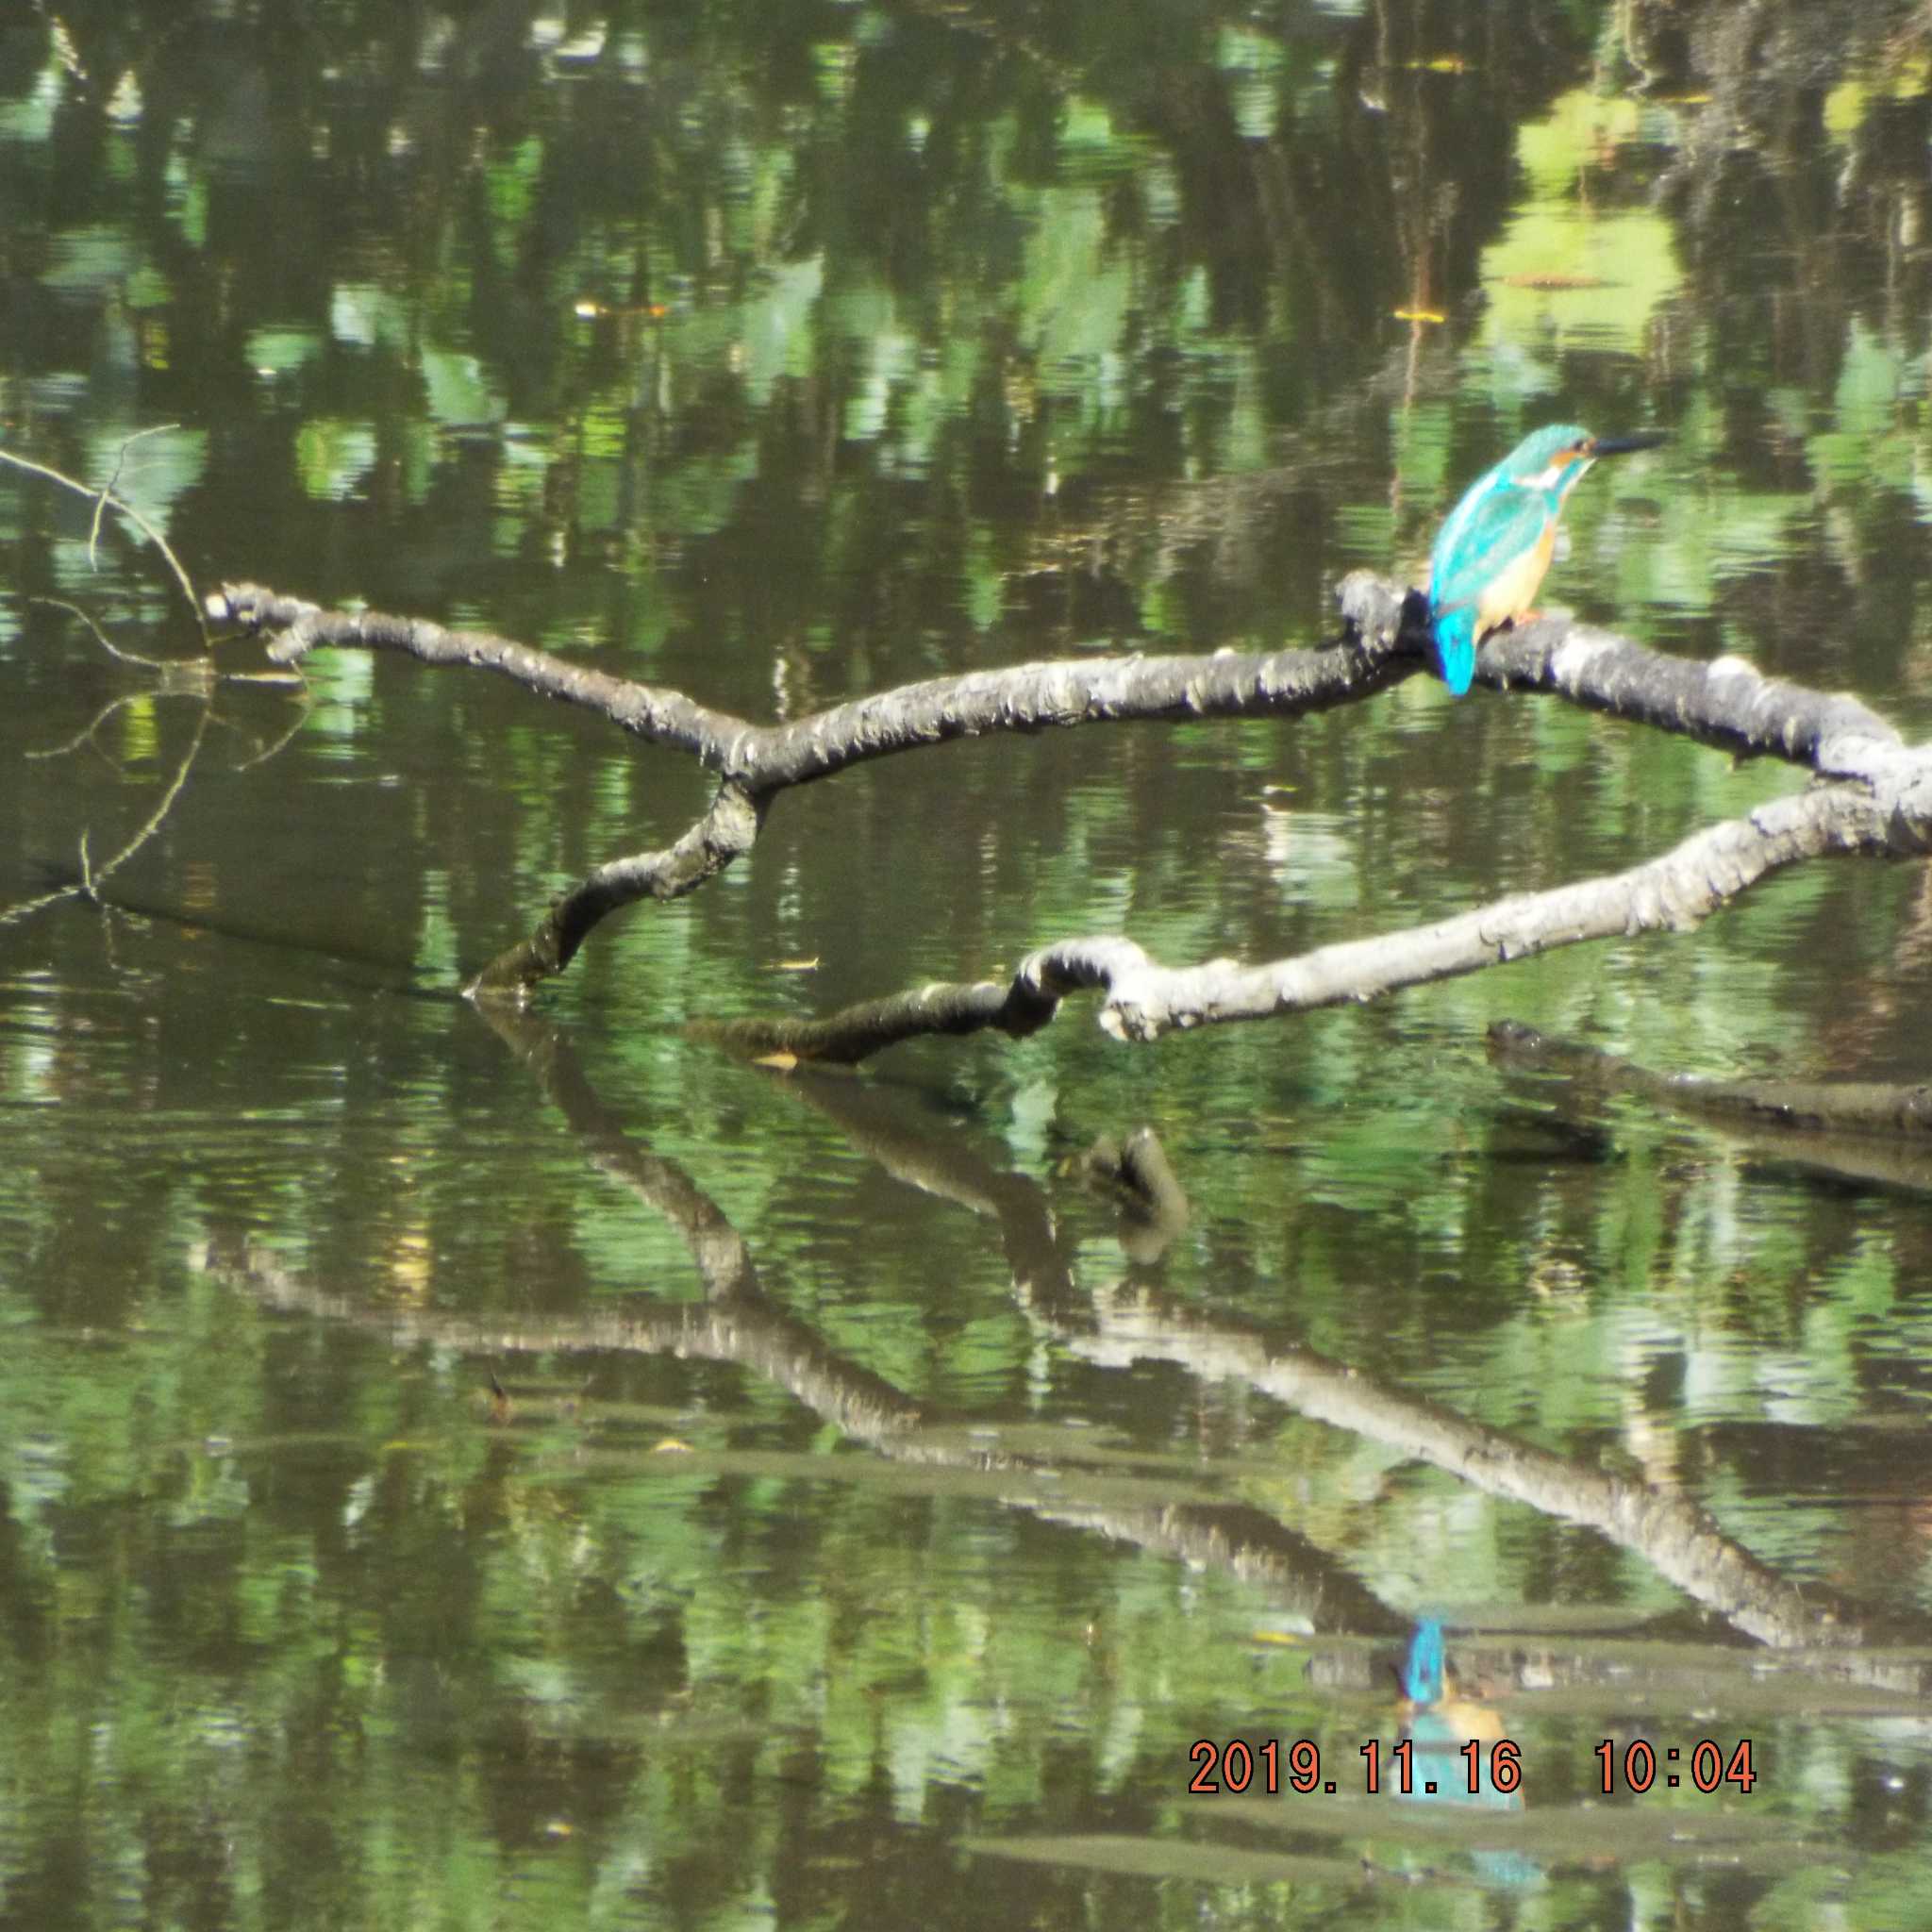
(468, 780, 764, 992)
(707, 776, 1932, 1056)
(1339, 573, 1903, 774)
(691, 972, 1058, 1065)
(209, 578, 1407, 995)
(211, 582, 737, 764)
(206, 573, 1932, 1022)
(211, 578, 1404, 781)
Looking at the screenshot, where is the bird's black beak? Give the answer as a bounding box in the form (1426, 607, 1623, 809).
(1591, 431, 1667, 457)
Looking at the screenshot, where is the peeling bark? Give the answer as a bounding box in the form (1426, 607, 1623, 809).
(1336, 572, 1902, 774)
(209, 575, 1932, 1037)
(700, 781, 1931, 1058)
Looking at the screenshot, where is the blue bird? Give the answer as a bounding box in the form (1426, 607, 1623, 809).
(1399, 1617, 1507, 1745)
(1394, 1619, 1532, 1879)
(1402, 1617, 1446, 1706)
(1426, 424, 1665, 694)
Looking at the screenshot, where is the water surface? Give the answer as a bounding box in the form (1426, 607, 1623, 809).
(7, 3, 1932, 1927)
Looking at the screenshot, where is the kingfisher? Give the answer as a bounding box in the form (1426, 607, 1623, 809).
(1426, 424, 1665, 694)
(1401, 1617, 1448, 1707)
(1394, 1620, 1528, 1861)
(1398, 1617, 1507, 1746)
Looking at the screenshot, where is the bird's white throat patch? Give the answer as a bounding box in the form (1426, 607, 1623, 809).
(1521, 458, 1592, 493)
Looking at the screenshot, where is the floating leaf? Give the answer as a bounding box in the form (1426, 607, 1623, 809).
(1501, 271, 1608, 291)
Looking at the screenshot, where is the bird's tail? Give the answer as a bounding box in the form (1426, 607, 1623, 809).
(1428, 605, 1477, 695)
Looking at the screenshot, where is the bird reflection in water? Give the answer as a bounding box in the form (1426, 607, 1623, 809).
(1388, 1618, 1541, 1891)
(1397, 1618, 1511, 1790)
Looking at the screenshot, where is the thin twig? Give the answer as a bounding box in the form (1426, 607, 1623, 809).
(0, 682, 213, 931)
(30, 594, 169, 669)
(227, 690, 314, 772)
(0, 476, 303, 928)
(0, 440, 210, 648)
(87, 699, 212, 895)
(25, 593, 307, 773)
(25, 691, 152, 764)
(90, 424, 178, 568)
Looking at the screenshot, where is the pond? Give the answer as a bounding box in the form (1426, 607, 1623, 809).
(6, 3, 1932, 1927)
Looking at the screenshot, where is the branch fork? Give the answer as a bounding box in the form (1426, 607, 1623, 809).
(205, 573, 1932, 1056)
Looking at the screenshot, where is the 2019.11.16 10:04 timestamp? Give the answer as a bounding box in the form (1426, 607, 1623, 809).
(1186, 1737, 1757, 1798)
(1598, 1738, 1756, 1794)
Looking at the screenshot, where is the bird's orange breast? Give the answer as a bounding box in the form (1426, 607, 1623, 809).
(1474, 516, 1558, 633)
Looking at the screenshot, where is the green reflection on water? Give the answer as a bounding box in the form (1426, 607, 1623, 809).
(6, 0, 1932, 1926)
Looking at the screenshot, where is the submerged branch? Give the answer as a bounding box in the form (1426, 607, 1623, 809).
(1490, 1020, 1932, 1138)
(469, 781, 763, 992)
(208, 572, 1932, 1018)
(1071, 1126, 1191, 1263)
(691, 972, 1060, 1064)
(1490, 1021, 1932, 1192)
(209, 577, 1406, 994)
(706, 776, 1932, 1057)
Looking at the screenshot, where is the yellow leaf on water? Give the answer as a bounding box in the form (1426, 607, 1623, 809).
(1392, 308, 1446, 325)
(1501, 271, 1608, 291)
